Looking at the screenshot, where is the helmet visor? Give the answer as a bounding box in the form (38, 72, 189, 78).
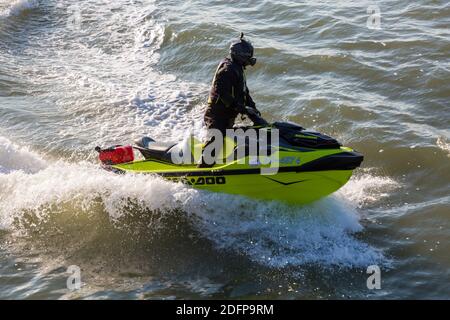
(248, 57, 257, 66)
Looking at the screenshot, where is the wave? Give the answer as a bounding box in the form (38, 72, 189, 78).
(0, 138, 392, 269)
(0, 136, 47, 174)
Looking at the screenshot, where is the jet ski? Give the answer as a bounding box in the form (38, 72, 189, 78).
(95, 109, 363, 205)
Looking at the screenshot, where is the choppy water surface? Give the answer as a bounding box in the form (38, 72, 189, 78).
(0, 0, 449, 299)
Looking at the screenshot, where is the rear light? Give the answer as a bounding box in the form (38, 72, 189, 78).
(95, 145, 134, 165)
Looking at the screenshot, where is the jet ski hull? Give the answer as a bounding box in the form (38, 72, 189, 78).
(165, 169, 354, 205)
(107, 148, 363, 205)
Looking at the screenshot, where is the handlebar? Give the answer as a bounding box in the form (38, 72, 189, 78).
(244, 107, 269, 126)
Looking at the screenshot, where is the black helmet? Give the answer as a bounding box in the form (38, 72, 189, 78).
(230, 33, 257, 67)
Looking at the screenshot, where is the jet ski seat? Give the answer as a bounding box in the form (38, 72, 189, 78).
(134, 137, 175, 162)
(134, 135, 254, 164)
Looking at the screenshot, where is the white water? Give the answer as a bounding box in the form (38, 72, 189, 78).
(0, 0, 39, 18)
(2, 0, 447, 299)
(0, 136, 47, 174)
(0, 136, 392, 268)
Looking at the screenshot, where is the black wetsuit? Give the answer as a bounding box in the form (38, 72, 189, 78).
(204, 57, 256, 134)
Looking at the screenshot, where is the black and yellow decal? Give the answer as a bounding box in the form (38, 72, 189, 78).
(167, 176, 226, 185)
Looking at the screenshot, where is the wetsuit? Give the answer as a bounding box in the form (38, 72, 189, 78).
(199, 57, 258, 167)
(204, 57, 257, 134)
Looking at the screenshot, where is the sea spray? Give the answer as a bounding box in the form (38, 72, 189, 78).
(0, 0, 39, 18)
(0, 136, 48, 174)
(0, 153, 390, 268)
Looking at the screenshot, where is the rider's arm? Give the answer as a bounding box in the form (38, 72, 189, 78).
(245, 87, 261, 115)
(245, 87, 256, 109)
(215, 67, 236, 108)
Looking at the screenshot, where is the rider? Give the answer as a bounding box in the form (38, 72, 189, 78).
(198, 33, 261, 167)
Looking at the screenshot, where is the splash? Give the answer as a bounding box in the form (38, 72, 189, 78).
(0, 139, 390, 268)
(0, 136, 47, 174)
(0, 161, 197, 230)
(186, 195, 385, 268)
(0, 0, 39, 18)
(337, 170, 398, 207)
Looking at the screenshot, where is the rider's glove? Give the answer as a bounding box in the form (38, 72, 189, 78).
(235, 103, 247, 115)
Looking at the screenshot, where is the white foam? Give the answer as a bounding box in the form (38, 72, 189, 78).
(0, 147, 388, 268)
(0, 0, 39, 18)
(20, 0, 208, 148)
(0, 136, 47, 174)
(189, 197, 371, 267)
(337, 171, 398, 207)
(0, 160, 196, 229)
